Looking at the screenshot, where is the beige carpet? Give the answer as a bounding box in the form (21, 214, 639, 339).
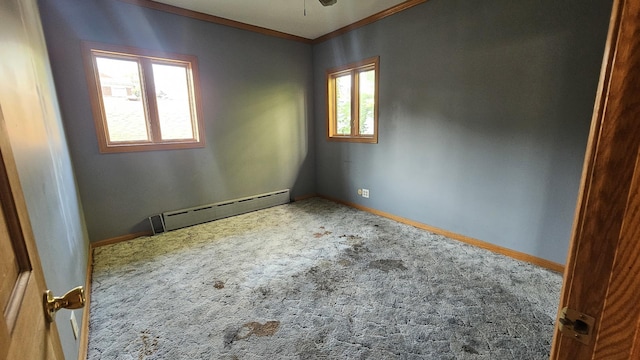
(88, 198, 562, 359)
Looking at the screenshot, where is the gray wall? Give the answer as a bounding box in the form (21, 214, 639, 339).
(0, 0, 89, 358)
(313, 0, 612, 264)
(39, 0, 315, 242)
(38, 0, 611, 265)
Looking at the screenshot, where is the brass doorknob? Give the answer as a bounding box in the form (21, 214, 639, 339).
(44, 286, 85, 322)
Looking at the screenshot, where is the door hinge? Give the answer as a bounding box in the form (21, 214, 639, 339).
(558, 307, 595, 345)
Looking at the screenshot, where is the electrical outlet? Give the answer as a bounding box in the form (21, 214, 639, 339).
(362, 189, 370, 198)
(70, 311, 79, 340)
(357, 189, 362, 195)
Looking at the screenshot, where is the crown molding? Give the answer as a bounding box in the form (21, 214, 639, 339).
(116, 0, 313, 44)
(116, 0, 428, 45)
(312, 0, 428, 44)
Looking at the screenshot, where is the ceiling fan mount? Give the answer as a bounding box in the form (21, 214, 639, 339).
(319, 0, 337, 6)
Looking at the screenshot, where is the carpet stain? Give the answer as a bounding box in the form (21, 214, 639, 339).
(138, 330, 159, 360)
(314, 231, 332, 238)
(307, 266, 337, 292)
(223, 327, 238, 348)
(214, 280, 225, 289)
(342, 237, 370, 260)
(340, 234, 363, 241)
(225, 321, 280, 347)
(368, 259, 408, 272)
(295, 332, 328, 359)
(255, 286, 272, 297)
(462, 344, 479, 354)
(244, 321, 280, 337)
(338, 259, 352, 267)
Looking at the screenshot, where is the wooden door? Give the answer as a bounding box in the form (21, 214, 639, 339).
(0, 106, 64, 359)
(550, 0, 640, 358)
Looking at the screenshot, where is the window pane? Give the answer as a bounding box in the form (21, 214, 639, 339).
(152, 63, 195, 140)
(95, 57, 149, 142)
(359, 70, 375, 136)
(335, 74, 352, 135)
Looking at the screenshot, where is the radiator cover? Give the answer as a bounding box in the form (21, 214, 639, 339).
(158, 189, 290, 232)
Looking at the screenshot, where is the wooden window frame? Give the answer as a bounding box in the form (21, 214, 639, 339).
(82, 41, 205, 153)
(326, 56, 379, 143)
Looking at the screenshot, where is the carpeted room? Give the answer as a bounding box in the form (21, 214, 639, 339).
(16, 0, 614, 358)
(90, 198, 562, 358)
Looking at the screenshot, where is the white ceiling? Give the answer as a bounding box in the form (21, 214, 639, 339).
(152, 0, 407, 40)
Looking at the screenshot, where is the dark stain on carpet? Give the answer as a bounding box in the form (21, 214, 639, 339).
(337, 259, 352, 267)
(462, 344, 480, 354)
(368, 259, 408, 272)
(256, 286, 272, 297)
(339, 234, 363, 241)
(295, 331, 328, 359)
(214, 280, 225, 289)
(138, 330, 159, 359)
(307, 266, 337, 292)
(341, 237, 370, 260)
(223, 327, 237, 348)
(224, 321, 280, 347)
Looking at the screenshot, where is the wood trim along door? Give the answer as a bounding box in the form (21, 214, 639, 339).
(550, 0, 640, 358)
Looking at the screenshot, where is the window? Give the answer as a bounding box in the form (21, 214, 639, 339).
(82, 42, 204, 153)
(327, 56, 379, 143)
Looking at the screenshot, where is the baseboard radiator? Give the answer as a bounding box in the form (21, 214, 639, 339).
(149, 189, 290, 234)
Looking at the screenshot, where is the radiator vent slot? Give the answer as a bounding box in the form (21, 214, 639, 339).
(153, 189, 290, 233)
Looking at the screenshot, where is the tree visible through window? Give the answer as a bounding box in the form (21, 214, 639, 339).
(327, 57, 379, 143)
(83, 42, 204, 153)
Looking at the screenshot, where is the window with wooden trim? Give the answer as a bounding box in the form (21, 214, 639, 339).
(83, 42, 204, 153)
(327, 56, 379, 143)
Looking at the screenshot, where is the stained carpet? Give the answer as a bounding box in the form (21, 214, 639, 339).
(88, 198, 562, 359)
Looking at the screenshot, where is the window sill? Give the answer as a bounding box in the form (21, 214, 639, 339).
(98, 140, 205, 153)
(326, 136, 378, 144)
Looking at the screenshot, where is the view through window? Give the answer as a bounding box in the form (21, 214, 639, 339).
(84, 42, 204, 153)
(327, 56, 379, 143)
